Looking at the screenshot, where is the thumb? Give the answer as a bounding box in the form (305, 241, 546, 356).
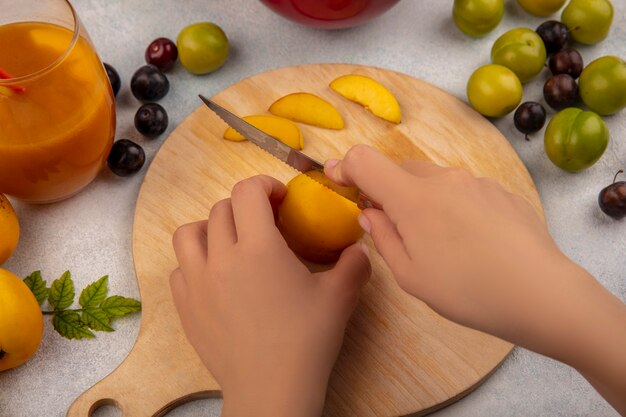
(360, 209, 410, 276)
(321, 242, 372, 307)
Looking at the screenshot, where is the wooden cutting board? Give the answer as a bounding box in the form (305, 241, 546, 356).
(67, 64, 544, 417)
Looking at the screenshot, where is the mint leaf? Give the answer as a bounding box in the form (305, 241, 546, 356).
(48, 271, 75, 310)
(53, 310, 95, 340)
(23, 271, 48, 305)
(100, 296, 141, 318)
(79, 275, 108, 307)
(82, 307, 114, 332)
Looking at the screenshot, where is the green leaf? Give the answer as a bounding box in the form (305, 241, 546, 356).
(23, 271, 48, 305)
(100, 296, 141, 318)
(79, 275, 108, 307)
(52, 310, 95, 340)
(48, 271, 75, 310)
(82, 307, 114, 332)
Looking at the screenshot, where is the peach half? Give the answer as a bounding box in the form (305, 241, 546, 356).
(277, 170, 364, 263)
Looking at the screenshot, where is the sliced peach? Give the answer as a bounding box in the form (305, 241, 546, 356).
(223, 114, 304, 150)
(268, 92, 344, 130)
(330, 74, 402, 123)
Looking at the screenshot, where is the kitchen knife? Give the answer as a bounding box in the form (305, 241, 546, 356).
(199, 95, 378, 209)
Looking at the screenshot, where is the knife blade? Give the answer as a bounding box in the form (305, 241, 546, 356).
(199, 95, 378, 210)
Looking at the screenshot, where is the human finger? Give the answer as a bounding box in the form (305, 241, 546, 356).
(172, 221, 208, 277)
(324, 144, 411, 207)
(206, 198, 237, 256)
(359, 209, 411, 277)
(321, 242, 371, 310)
(230, 175, 287, 241)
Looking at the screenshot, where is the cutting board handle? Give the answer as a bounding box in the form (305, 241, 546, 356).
(65, 356, 146, 416)
(67, 292, 221, 416)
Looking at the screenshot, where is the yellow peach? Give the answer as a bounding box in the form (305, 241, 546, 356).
(223, 114, 304, 150)
(0, 268, 44, 372)
(330, 74, 402, 123)
(278, 171, 364, 263)
(269, 92, 344, 129)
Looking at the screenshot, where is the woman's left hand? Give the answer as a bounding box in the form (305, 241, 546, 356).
(170, 175, 371, 417)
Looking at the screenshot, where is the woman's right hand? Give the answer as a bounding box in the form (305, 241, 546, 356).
(325, 145, 626, 416)
(324, 144, 563, 339)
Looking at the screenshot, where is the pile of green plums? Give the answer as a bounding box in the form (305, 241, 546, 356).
(461, 0, 623, 173)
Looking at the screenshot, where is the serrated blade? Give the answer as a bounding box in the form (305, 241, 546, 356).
(199, 95, 378, 209)
(200, 95, 324, 173)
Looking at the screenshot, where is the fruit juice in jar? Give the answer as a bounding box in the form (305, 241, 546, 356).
(0, 21, 115, 203)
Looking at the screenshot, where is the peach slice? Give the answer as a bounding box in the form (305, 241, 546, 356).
(268, 92, 344, 130)
(223, 114, 304, 150)
(330, 74, 402, 123)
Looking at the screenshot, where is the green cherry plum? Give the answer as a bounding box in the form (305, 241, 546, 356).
(579, 56, 626, 115)
(517, 0, 567, 16)
(561, 0, 613, 45)
(177, 22, 229, 75)
(453, 0, 504, 37)
(544, 108, 609, 172)
(491, 28, 547, 83)
(467, 64, 522, 117)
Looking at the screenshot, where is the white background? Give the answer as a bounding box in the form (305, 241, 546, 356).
(1, 0, 625, 416)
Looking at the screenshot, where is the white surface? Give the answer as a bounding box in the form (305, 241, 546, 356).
(1, 0, 625, 416)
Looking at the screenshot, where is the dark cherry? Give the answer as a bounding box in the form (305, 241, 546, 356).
(549, 48, 584, 79)
(134, 103, 169, 137)
(130, 65, 169, 102)
(543, 74, 578, 110)
(103, 63, 121, 97)
(599, 170, 626, 219)
(514, 102, 546, 140)
(107, 139, 146, 176)
(145, 37, 178, 72)
(536, 20, 569, 54)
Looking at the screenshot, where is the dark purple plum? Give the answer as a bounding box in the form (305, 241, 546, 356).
(514, 102, 546, 140)
(134, 103, 168, 137)
(544, 74, 578, 110)
(536, 20, 569, 54)
(130, 65, 169, 102)
(104, 63, 121, 97)
(599, 170, 626, 219)
(549, 48, 584, 79)
(107, 139, 146, 176)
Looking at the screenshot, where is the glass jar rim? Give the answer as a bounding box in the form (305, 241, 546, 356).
(0, 0, 80, 85)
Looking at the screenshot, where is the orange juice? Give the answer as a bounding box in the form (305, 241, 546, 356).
(0, 21, 115, 203)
